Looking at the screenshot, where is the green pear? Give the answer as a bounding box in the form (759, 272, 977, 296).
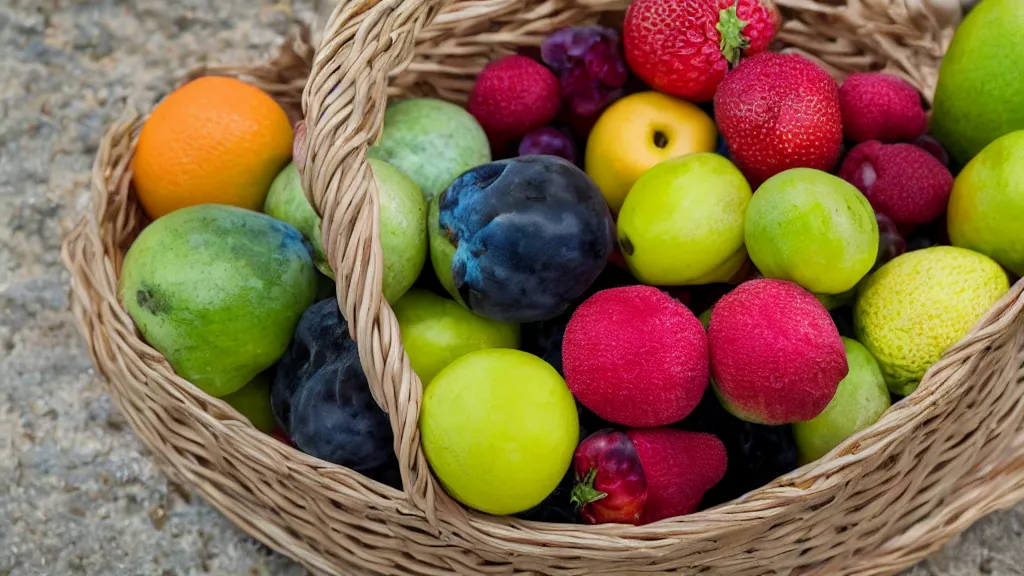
(120, 204, 318, 397)
(368, 98, 491, 201)
(393, 289, 519, 384)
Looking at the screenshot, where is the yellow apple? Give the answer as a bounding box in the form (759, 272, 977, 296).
(585, 91, 717, 212)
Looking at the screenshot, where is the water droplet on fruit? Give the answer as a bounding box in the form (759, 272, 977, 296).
(859, 162, 877, 188)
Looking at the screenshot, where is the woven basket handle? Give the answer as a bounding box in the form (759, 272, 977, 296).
(299, 0, 453, 508)
(298, 0, 962, 514)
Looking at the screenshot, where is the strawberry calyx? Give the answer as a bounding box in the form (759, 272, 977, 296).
(717, 5, 752, 66)
(570, 468, 608, 506)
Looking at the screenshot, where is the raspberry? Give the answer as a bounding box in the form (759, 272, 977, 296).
(874, 211, 907, 271)
(468, 55, 562, 148)
(839, 73, 927, 143)
(838, 141, 954, 227)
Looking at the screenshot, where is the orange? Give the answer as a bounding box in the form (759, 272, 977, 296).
(132, 76, 294, 220)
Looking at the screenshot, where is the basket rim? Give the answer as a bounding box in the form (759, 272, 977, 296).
(63, 71, 1024, 535)
(58, 1, 1024, 573)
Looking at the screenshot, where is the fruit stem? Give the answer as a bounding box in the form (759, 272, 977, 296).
(570, 468, 608, 507)
(717, 4, 751, 66)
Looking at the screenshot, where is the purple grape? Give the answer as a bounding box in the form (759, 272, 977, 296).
(518, 126, 577, 163)
(542, 27, 614, 76)
(874, 211, 907, 270)
(541, 26, 629, 122)
(584, 37, 629, 88)
(912, 134, 951, 168)
(905, 218, 950, 252)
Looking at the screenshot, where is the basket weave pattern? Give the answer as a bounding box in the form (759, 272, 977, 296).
(62, 1, 1024, 574)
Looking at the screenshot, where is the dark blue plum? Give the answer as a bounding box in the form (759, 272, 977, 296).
(437, 155, 614, 323)
(515, 469, 579, 524)
(831, 306, 856, 339)
(679, 391, 799, 509)
(520, 315, 569, 375)
(272, 298, 397, 477)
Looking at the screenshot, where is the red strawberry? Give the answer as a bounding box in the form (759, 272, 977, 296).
(571, 429, 648, 525)
(468, 55, 562, 152)
(623, 0, 780, 102)
(626, 428, 727, 523)
(720, 0, 779, 56)
(271, 425, 295, 448)
(715, 52, 843, 186)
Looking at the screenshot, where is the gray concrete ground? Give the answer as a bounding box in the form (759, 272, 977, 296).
(0, 1, 1020, 575)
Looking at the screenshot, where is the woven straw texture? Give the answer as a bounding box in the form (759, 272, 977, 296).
(62, 1, 1024, 575)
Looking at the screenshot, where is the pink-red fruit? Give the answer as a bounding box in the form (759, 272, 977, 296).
(626, 428, 727, 523)
(563, 286, 709, 427)
(839, 73, 927, 143)
(708, 279, 848, 425)
(838, 141, 954, 227)
(468, 55, 562, 149)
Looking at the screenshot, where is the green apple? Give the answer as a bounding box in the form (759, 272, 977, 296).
(746, 168, 878, 295)
(370, 157, 428, 303)
(420, 348, 579, 516)
(815, 288, 856, 311)
(265, 160, 428, 303)
(368, 98, 491, 202)
(427, 195, 461, 302)
(393, 289, 519, 384)
(617, 153, 752, 286)
(221, 370, 277, 433)
(265, 162, 330, 277)
(792, 337, 891, 464)
(698, 306, 713, 329)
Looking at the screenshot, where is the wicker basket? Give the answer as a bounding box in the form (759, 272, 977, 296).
(61, 1, 1024, 574)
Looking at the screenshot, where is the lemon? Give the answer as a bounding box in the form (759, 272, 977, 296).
(854, 246, 1009, 396)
